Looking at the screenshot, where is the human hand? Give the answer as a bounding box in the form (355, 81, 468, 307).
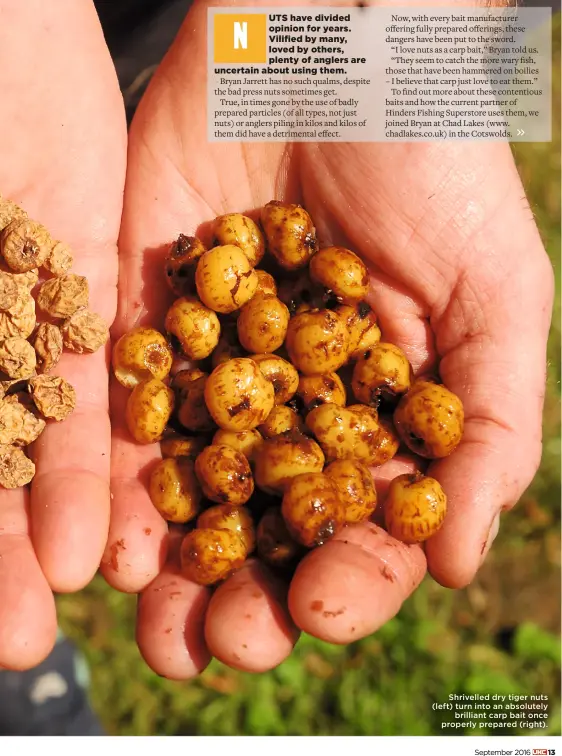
(0, 0, 126, 670)
(104, 0, 553, 678)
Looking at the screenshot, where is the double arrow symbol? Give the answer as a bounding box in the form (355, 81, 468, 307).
(517, 128, 525, 136)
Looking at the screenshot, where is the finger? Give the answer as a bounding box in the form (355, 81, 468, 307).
(136, 566, 211, 681)
(205, 560, 299, 673)
(288, 522, 426, 644)
(0, 489, 57, 670)
(101, 380, 169, 594)
(426, 165, 554, 588)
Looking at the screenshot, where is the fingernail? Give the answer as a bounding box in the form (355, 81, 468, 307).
(480, 512, 501, 565)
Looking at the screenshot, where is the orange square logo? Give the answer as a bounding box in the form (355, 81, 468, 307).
(213, 13, 267, 64)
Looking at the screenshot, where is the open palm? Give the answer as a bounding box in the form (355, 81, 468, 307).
(105, 0, 553, 677)
(0, 0, 126, 669)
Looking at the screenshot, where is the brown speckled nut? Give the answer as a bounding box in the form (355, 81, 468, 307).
(195, 245, 258, 313)
(309, 247, 369, 303)
(384, 472, 447, 543)
(180, 527, 247, 585)
(285, 309, 350, 375)
(324, 459, 377, 524)
(352, 342, 413, 406)
(393, 380, 464, 458)
(254, 430, 325, 495)
(194, 443, 254, 506)
(260, 201, 318, 271)
(198, 504, 256, 553)
(212, 213, 265, 267)
(281, 472, 345, 547)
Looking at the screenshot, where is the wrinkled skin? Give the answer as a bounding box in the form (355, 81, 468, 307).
(0, 0, 553, 676)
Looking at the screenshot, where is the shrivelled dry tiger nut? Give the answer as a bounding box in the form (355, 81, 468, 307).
(44, 241, 73, 276)
(29, 374, 76, 421)
(1, 219, 51, 272)
(37, 274, 89, 319)
(62, 308, 109, 354)
(33, 323, 63, 373)
(0, 337, 36, 379)
(0, 444, 35, 489)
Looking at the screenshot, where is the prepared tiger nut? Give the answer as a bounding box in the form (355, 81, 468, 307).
(277, 271, 327, 316)
(164, 234, 206, 296)
(306, 403, 385, 465)
(260, 201, 317, 271)
(352, 343, 413, 406)
(237, 294, 289, 354)
(37, 274, 88, 319)
(365, 415, 400, 466)
(212, 428, 263, 465)
(0, 444, 35, 489)
(60, 308, 109, 354)
(385, 472, 447, 543)
(0, 337, 36, 379)
(257, 506, 302, 568)
(250, 353, 299, 406)
(195, 244, 258, 314)
(0, 272, 19, 310)
(336, 302, 381, 361)
(180, 527, 247, 585)
(165, 296, 220, 360)
(0, 198, 27, 232)
(285, 309, 350, 375)
(1, 219, 51, 272)
(0, 394, 46, 446)
(198, 504, 256, 553)
(12, 268, 38, 290)
(44, 241, 73, 276)
(258, 405, 304, 439)
(296, 372, 346, 413)
(173, 369, 216, 433)
(325, 459, 377, 524)
(281, 472, 345, 548)
(160, 432, 208, 460)
(125, 377, 174, 444)
(194, 443, 254, 506)
(253, 269, 277, 298)
(309, 247, 369, 304)
(112, 327, 173, 388)
(394, 380, 464, 458)
(29, 374, 76, 422)
(33, 323, 63, 373)
(212, 213, 265, 267)
(148, 457, 202, 523)
(204, 357, 275, 432)
(254, 430, 325, 495)
(0, 291, 36, 339)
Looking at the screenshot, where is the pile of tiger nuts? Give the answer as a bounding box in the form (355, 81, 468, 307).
(0, 195, 109, 489)
(114, 201, 464, 586)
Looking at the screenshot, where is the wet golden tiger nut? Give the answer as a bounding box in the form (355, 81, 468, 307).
(385, 472, 447, 543)
(197, 504, 255, 554)
(257, 506, 302, 568)
(296, 372, 346, 413)
(212, 213, 264, 267)
(37, 274, 89, 319)
(194, 443, 254, 506)
(337, 302, 381, 361)
(309, 247, 369, 304)
(195, 245, 258, 314)
(164, 234, 206, 296)
(1, 219, 51, 272)
(258, 405, 304, 439)
(125, 378, 174, 444)
(394, 380, 464, 458)
(352, 343, 413, 406)
(324, 459, 377, 524)
(165, 296, 220, 360)
(204, 357, 274, 432)
(148, 457, 202, 523)
(285, 309, 349, 375)
(237, 295, 289, 354)
(367, 415, 400, 466)
(281, 472, 344, 548)
(254, 431, 325, 495)
(112, 327, 173, 389)
(160, 432, 208, 460)
(260, 201, 317, 271)
(306, 403, 385, 465)
(253, 269, 277, 298)
(173, 370, 215, 433)
(212, 428, 264, 465)
(211, 323, 245, 368)
(180, 527, 247, 586)
(250, 353, 299, 405)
